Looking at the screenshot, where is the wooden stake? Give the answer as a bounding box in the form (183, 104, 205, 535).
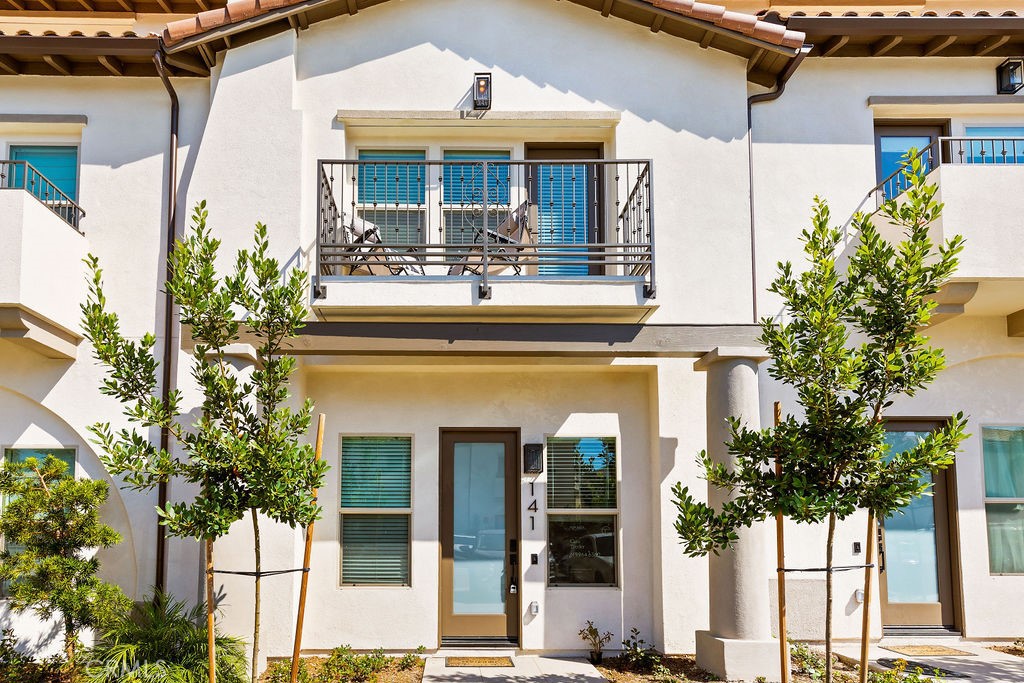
(291, 413, 325, 683)
(774, 401, 790, 683)
(859, 512, 876, 683)
(207, 537, 216, 683)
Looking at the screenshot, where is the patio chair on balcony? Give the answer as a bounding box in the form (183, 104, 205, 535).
(447, 200, 534, 276)
(322, 213, 425, 276)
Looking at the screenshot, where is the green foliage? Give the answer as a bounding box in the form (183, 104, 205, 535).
(262, 646, 425, 683)
(620, 628, 661, 673)
(0, 456, 130, 664)
(83, 201, 330, 682)
(83, 590, 247, 683)
(83, 202, 327, 541)
(0, 629, 68, 683)
(869, 659, 940, 683)
(579, 620, 614, 653)
(673, 154, 967, 555)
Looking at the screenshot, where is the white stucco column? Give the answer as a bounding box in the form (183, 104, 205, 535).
(693, 347, 779, 683)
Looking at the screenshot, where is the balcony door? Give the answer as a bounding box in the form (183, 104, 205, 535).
(874, 124, 945, 199)
(526, 145, 602, 276)
(879, 422, 960, 630)
(439, 430, 520, 645)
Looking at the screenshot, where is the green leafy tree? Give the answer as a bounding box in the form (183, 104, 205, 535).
(0, 455, 131, 669)
(85, 590, 248, 683)
(673, 156, 968, 682)
(82, 202, 329, 683)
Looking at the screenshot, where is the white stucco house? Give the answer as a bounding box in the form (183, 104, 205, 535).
(2, 0, 1024, 680)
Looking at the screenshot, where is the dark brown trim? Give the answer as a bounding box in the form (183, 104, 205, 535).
(222, 322, 764, 357)
(788, 16, 1024, 38)
(0, 36, 160, 56)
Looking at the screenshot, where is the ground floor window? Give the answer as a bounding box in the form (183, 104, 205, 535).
(339, 436, 411, 586)
(545, 437, 618, 586)
(1, 448, 76, 596)
(982, 427, 1024, 574)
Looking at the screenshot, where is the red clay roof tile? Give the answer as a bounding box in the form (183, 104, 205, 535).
(162, 0, 806, 50)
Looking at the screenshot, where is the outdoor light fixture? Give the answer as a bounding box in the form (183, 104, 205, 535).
(523, 443, 543, 474)
(997, 58, 1024, 94)
(473, 72, 492, 110)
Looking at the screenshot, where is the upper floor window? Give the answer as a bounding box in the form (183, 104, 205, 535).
(339, 436, 412, 586)
(963, 127, 1024, 164)
(9, 145, 78, 201)
(982, 427, 1024, 574)
(546, 436, 618, 587)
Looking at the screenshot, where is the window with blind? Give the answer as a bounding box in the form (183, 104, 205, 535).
(442, 150, 512, 246)
(546, 437, 617, 586)
(1, 448, 76, 597)
(339, 436, 411, 586)
(982, 427, 1024, 574)
(356, 150, 427, 247)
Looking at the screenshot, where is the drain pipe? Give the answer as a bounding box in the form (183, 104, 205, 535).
(152, 49, 179, 595)
(746, 44, 811, 323)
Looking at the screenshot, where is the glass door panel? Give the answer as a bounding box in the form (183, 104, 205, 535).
(452, 442, 506, 615)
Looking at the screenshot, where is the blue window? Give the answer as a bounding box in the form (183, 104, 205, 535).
(355, 151, 426, 245)
(442, 150, 511, 245)
(10, 145, 78, 201)
(537, 163, 592, 275)
(963, 127, 1024, 164)
(878, 136, 933, 184)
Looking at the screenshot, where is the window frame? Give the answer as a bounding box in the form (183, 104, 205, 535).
(980, 424, 1024, 576)
(6, 143, 81, 202)
(337, 434, 414, 588)
(544, 435, 620, 589)
(0, 445, 78, 597)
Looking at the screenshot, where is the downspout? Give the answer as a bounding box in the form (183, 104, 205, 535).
(746, 44, 811, 323)
(152, 49, 179, 595)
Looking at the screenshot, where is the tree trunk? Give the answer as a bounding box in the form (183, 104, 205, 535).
(251, 509, 262, 683)
(207, 537, 217, 683)
(64, 615, 75, 679)
(825, 512, 837, 683)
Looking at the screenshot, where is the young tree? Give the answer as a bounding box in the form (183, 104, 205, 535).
(82, 202, 329, 683)
(673, 156, 968, 682)
(0, 455, 131, 668)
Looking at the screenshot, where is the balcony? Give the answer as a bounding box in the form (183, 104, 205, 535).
(313, 158, 656, 323)
(0, 161, 87, 358)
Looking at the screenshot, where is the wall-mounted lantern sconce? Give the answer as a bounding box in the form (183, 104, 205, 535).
(997, 58, 1024, 94)
(473, 72, 492, 110)
(523, 443, 543, 474)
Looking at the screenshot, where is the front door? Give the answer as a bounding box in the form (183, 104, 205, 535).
(439, 430, 519, 644)
(879, 423, 958, 629)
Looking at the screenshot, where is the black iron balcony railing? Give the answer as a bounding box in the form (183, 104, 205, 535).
(0, 160, 85, 232)
(315, 158, 654, 299)
(874, 137, 1024, 204)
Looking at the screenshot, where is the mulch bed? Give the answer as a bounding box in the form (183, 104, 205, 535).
(595, 655, 718, 682)
(991, 645, 1024, 658)
(258, 658, 423, 683)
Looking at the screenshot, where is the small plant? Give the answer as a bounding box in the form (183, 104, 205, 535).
(790, 640, 825, 679)
(397, 646, 426, 671)
(868, 659, 940, 683)
(651, 661, 677, 682)
(263, 659, 310, 683)
(620, 628, 661, 674)
(579, 621, 613, 663)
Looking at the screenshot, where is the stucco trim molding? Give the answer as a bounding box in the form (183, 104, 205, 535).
(869, 95, 1024, 116)
(0, 305, 81, 360)
(336, 110, 622, 128)
(0, 113, 88, 125)
(693, 345, 769, 372)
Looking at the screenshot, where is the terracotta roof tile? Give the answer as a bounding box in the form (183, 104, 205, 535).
(760, 6, 1024, 19)
(162, 0, 806, 50)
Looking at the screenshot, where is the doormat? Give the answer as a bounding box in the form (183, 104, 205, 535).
(882, 645, 975, 657)
(877, 658, 970, 678)
(445, 657, 514, 667)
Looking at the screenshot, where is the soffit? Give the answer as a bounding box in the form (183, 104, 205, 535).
(0, 31, 207, 75)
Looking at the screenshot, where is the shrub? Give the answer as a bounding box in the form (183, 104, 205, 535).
(83, 590, 247, 683)
(0, 630, 68, 683)
(620, 628, 661, 673)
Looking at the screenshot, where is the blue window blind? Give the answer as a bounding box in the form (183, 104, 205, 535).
(357, 150, 425, 206)
(10, 146, 78, 201)
(340, 436, 412, 585)
(442, 150, 511, 205)
(341, 514, 410, 585)
(546, 437, 617, 509)
(964, 127, 1024, 164)
(341, 436, 411, 508)
(537, 164, 590, 275)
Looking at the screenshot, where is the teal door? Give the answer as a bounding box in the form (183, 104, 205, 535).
(10, 145, 78, 201)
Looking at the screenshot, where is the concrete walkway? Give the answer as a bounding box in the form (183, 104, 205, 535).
(423, 654, 606, 682)
(834, 641, 1024, 683)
